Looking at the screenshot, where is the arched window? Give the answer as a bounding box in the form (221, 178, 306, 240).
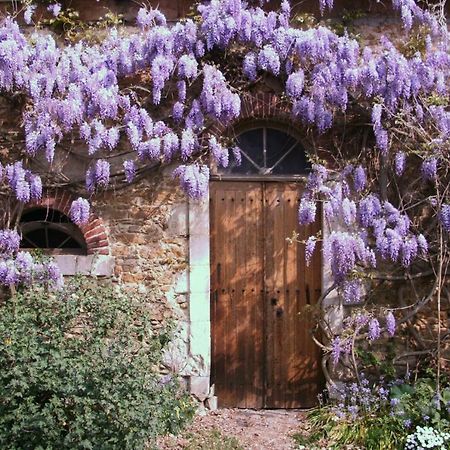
(19, 208, 87, 255)
(221, 126, 311, 176)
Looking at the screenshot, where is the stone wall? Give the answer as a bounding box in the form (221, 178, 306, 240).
(1, 0, 444, 405)
(85, 168, 212, 400)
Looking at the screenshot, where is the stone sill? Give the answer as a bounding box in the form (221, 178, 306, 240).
(54, 255, 115, 277)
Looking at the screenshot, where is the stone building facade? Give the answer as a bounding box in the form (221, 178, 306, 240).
(4, 0, 446, 408)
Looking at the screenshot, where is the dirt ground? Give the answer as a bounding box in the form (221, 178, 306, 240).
(158, 408, 306, 449)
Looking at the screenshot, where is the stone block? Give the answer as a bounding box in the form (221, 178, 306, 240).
(189, 320, 211, 364)
(189, 198, 210, 236)
(189, 291, 210, 322)
(76, 255, 95, 275)
(190, 376, 211, 402)
(189, 265, 210, 294)
(55, 255, 115, 278)
(167, 203, 189, 236)
(189, 235, 210, 267)
(54, 255, 77, 275)
(91, 255, 115, 277)
(206, 396, 218, 411)
(174, 271, 189, 294)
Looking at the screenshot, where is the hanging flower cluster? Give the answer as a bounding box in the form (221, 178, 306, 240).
(0, 0, 444, 203)
(0, 0, 448, 303)
(0, 229, 62, 287)
(330, 310, 397, 365)
(300, 164, 429, 307)
(0, 161, 42, 203)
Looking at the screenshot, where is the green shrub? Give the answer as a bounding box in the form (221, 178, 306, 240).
(0, 278, 195, 450)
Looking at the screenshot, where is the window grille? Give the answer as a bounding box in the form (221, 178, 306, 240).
(19, 208, 87, 255)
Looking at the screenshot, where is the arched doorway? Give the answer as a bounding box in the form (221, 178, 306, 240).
(209, 126, 323, 408)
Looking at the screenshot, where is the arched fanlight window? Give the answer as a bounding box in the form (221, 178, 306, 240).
(221, 127, 311, 176)
(19, 208, 87, 255)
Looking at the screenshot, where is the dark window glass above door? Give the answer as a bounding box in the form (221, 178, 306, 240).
(221, 127, 311, 176)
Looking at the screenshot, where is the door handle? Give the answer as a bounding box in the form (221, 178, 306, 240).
(306, 285, 311, 305)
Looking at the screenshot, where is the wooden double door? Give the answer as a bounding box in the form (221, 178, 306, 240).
(210, 181, 322, 409)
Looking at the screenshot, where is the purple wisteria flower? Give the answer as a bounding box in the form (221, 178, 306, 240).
(417, 234, 428, 255)
(319, 0, 334, 14)
(394, 152, 406, 176)
(136, 8, 153, 28)
(372, 104, 383, 128)
(298, 198, 317, 225)
(342, 198, 357, 226)
(305, 236, 317, 266)
(232, 147, 242, 166)
(69, 198, 90, 226)
(24, 5, 37, 25)
(94, 159, 110, 188)
(172, 102, 184, 121)
(257, 45, 280, 75)
(353, 166, 366, 192)
(440, 204, 450, 232)
(331, 336, 341, 366)
(29, 174, 42, 201)
(358, 194, 382, 227)
(243, 53, 257, 81)
(0, 229, 21, 256)
(123, 160, 136, 183)
(421, 158, 438, 181)
(181, 128, 197, 160)
(162, 132, 180, 161)
(324, 231, 375, 282)
(368, 318, 381, 341)
(286, 71, 305, 99)
(47, 3, 62, 17)
(341, 279, 364, 304)
(178, 54, 198, 79)
(173, 164, 209, 199)
(385, 311, 396, 337)
(209, 136, 229, 168)
(306, 164, 328, 191)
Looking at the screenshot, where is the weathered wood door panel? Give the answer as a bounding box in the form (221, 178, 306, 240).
(210, 181, 321, 409)
(263, 183, 322, 408)
(210, 182, 265, 408)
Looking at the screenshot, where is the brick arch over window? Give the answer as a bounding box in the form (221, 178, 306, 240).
(209, 92, 316, 177)
(210, 93, 294, 137)
(29, 192, 110, 256)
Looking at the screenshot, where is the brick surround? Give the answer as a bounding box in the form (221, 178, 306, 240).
(30, 192, 111, 256)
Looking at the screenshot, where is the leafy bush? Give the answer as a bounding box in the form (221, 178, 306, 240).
(0, 278, 195, 450)
(294, 374, 450, 450)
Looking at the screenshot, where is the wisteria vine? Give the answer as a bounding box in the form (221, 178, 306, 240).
(0, 0, 449, 382)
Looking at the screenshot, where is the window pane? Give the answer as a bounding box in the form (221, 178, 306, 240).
(271, 144, 310, 174)
(221, 127, 310, 176)
(19, 208, 87, 254)
(23, 229, 47, 248)
(265, 129, 296, 168)
(47, 228, 72, 248)
(229, 128, 264, 174)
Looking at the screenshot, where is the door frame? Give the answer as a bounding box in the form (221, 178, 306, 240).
(185, 177, 340, 405)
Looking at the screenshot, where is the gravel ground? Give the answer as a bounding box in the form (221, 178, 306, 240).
(158, 408, 306, 449)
